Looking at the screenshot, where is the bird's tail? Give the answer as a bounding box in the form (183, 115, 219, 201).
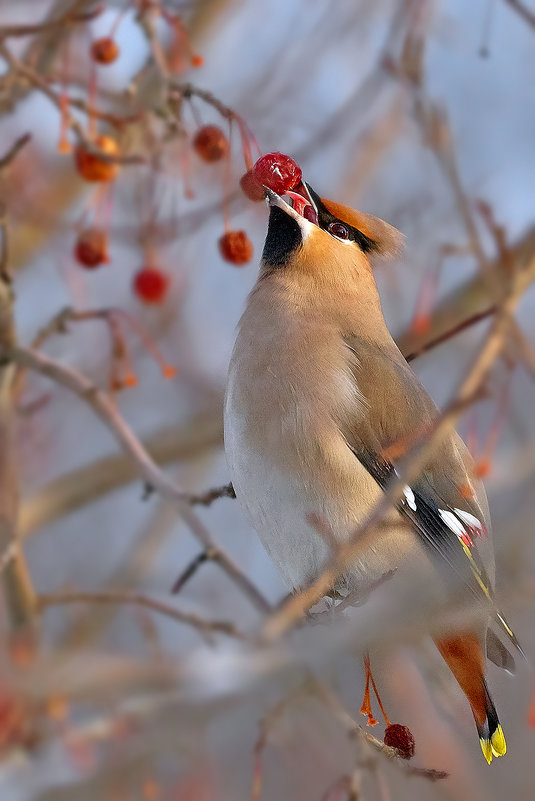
(435, 632, 507, 764)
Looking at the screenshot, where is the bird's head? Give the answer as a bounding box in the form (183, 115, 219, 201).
(261, 182, 403, 281)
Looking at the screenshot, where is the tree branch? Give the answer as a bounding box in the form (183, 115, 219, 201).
(3, 345, 270, 615)
(0, 206, 36, 630)
(37, 590, 246, 642)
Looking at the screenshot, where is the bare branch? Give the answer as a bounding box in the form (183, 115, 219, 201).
(0, 218, 36, 629)
(4, 345, 270, 614)
(0, 133, 31, 171)
(0, 4, 103, 39)
(503, 0, 535, 30)
(37, 590, 246, 642)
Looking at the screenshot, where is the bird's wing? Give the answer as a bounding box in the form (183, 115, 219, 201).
(342, 335, 522, 659)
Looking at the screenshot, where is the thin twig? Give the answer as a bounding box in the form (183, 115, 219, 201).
(171, 548, 217, 594)
(0, 5, 103, 39)
(0, 133, 31, 170)
(503, 0, 535, 29)
(37, 590, 246, 641)
(188, 482, 236, 506)
(0, 42, 146, 164)
(3, 344, 270, 615)
(404, 305, 497, 362)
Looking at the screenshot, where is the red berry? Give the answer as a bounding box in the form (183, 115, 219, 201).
(384, 724, 415, 759)
(252, 152, 302, 195)
(74, 229, 109, 268)
(240, 170, 264, 202)
(74, 135, 120, 182)
(219, 231, 253, 266)
(191, 54, 204, 68)
(91, 37, 120, 64)
(193, 125, 229, 163)
(133, 267, 170, 304)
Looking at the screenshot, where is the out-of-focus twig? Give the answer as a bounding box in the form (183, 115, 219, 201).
(3, 345, 270, 614)
(503, 0, 535, 29)
(0, 4, 102, 39)
(20, 410, 224, 539)
(37, 590, 246, 642)
(0, 133, 31, 171)
(0, 42, 146, 165)
(0, 201, 36, 630)
(397, 226, 535, 358)
(404, 306, 497, 362)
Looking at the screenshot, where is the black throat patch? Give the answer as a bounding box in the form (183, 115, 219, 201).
(262, 205, 302, 268)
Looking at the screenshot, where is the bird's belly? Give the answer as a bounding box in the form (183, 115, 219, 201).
(224, 400, 431, 598)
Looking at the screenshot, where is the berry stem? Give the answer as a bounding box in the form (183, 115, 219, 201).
(363, 653, 391, 727)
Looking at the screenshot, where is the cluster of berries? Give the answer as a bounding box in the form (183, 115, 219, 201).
(69, 20, 303, 303)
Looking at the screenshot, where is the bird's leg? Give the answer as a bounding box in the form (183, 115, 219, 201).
(360, 653, 391, 727)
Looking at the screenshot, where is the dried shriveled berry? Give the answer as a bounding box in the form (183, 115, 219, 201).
(75, 135, 120, 182)
(219, 230, 253, 266)
(384, 723, 415, 759)
(252, 152, 302, 195)
(74, 229, 109, 268)
(193, 125, 229, 163)
(133, 267, 170, 304)
(91, 37, 120, 65)
(240, 169, 264, 202)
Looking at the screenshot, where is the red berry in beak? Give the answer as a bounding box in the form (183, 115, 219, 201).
(193, 125, 229, 162)
(219, 231, 253, 265)
(252, 152, 302, 195)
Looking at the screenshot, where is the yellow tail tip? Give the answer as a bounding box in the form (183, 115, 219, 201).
(480, 738, 493, 764)
(480, 726, 507, 764)
(491, 725, 507, 757)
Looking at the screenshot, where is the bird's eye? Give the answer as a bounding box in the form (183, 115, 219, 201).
(328, 222, 349, 240)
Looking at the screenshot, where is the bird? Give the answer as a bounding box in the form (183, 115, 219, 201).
(224, 177, 521, 763)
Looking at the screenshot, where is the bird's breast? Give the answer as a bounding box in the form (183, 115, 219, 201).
(224, 305, 421, 594)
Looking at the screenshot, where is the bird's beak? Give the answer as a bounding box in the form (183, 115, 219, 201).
(264, 181, 319, 227)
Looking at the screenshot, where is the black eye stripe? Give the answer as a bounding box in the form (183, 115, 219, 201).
(306, 186, 376, 253)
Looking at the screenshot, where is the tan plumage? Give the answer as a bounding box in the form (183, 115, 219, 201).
(224, 183, 515, 762)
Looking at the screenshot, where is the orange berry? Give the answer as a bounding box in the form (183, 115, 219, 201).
(240, 169, 264, 202)
(474, 459, 492, 478)
(191, 54, 204, 68)
(91, 37, 120, 65)
(74, 228, 109, 268)
(219, 230, 253, 266)
(133, 267, 170, 304)
(193, 125, 229, 163)
(122, 373, 138, 388)
(46, 694, 69, 722)
(74, 135, 120, 182)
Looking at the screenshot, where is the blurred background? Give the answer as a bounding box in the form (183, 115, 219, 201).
(0, 0, 535, 798)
